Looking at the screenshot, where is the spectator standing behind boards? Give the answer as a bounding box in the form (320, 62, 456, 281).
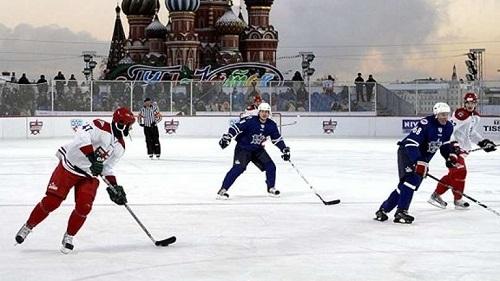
(68, 74, 78, 90)
(53, 71, 66, 110)
(323, 75, 335, 95)
(36, 75, 50, 111)
(365, 74, 376, 102)
(354, 73, 365, 102)
(138, 98, 162, 159)
(18, 73, 30, 84)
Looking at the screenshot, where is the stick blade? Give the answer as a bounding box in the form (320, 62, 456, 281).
(155, 236, 176, 247)
(324, 199, 341, 205)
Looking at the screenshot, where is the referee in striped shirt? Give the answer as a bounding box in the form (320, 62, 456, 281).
(138, 98, 162, 159)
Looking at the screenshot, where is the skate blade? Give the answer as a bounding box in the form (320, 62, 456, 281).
(427, 199, 447, 209)
(454, 205, 470, 210)
(216, 195, 229, 200)
(60, 247, 73, 254)
(267, 193, 280, 198)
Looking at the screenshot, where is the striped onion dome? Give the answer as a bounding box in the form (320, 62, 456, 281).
(165, 0, 200, 12)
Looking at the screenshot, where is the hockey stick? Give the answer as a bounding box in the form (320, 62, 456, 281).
(468, 143, 498, 153)
(281, 121, 298, 127)
(100, 176, 176, 246)
(427, 173, 500, 217)
(288, 160, 340, 205)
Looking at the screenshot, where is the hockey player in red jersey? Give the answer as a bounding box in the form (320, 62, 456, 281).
(428, 92, 496, 209)
(15, 107, 135, 253)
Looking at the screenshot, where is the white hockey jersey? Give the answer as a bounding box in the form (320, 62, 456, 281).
(451, 108, 483, 151)
(56, 119, 125, 179)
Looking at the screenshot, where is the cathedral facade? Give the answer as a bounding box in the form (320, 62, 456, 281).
(105, 0, 279, 79)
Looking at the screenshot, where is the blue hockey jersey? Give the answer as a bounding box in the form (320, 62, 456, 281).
(399, 115, 454, 163)
(227, 116, 286, 152)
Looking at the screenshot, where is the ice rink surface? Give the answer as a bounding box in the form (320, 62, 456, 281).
(1, 136, 500, 281)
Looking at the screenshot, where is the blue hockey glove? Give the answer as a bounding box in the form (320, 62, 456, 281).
(281, 147, 291, 161)
(219, 134, 231, 149)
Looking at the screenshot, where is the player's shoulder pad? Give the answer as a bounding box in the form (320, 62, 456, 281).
(454, 108, 471, 121)
(93, 119, 112, 133)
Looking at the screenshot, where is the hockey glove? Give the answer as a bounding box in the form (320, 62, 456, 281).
(446, 153, 458, 168)
(414, 161, 428, 178)
(478, 139, 496, 152)
(219, 134, 231, 149)
(281, 147, 291, 161)
(87, 153, 104, 176)
(106, 185, 127, 205)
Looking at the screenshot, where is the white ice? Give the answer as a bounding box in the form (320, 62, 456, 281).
(1, 137, 500, 281)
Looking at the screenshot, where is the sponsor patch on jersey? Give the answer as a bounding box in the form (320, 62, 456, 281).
(420, 119, 428, 125)
(438, 127, 442, 133)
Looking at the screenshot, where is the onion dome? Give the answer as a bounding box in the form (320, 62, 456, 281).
(165, 0, 200, 12)
(122, 0, 159, 16)
(244, 0, 274, 7)
(118, 53, 135, 65)
(145, 15, 168, 38)
(215, 9, 246, 34)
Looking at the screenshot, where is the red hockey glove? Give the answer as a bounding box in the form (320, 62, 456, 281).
(446, 153, 458, 168)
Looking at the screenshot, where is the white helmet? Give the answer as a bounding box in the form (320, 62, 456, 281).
(433, 102, 451, 115)
(258, 102, 271, 112)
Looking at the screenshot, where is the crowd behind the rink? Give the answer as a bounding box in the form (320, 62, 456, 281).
(0, 70, 378, 116)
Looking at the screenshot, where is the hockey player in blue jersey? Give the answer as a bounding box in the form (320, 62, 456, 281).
(217, 102, 290, 199)
(375, 102, 456, 224)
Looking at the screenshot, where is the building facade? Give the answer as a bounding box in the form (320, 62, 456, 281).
(105, 0, 279, 79)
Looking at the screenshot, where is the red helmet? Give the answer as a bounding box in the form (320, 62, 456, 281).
(113, 107, 135, 126)
(464, 92, 478, 103)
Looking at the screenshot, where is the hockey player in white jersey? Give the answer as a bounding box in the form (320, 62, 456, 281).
(428, 92, 496, 209)
(241, 95, 263, 118)
(15, 107, 135, 253)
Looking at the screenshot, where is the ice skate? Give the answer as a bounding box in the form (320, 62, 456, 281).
(15, 224, 32, 244)
(267, 187, 280, 197)
(60, 232, 74, 254)
(428, 192, 447, 209)
(374, 208, 388, 222)
(393, 209, 414, 224)
(454, 199, 470, 210)
(216, 188, 229, 200)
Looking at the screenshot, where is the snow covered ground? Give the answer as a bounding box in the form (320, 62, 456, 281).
(1, 137, 499, 281)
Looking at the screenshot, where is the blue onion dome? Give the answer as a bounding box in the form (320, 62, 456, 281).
(215, 9, 246, 34)
(145, 15, 168, 38)
(122, 0, 159, 16)
(244, 0, 274, 7)
(165, 0, 200, 12)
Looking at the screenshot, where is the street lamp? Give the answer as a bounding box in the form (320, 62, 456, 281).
(299, 52, 315, 111)
(82, 51, 97, 80)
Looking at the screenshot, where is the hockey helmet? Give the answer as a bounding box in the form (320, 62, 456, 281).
(433, 102, 451, 115)
(464, 92, 478, 103)
(113, 107, 135, 126)
(258, 102, 271, 112)
(254, 95, 262, 103)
